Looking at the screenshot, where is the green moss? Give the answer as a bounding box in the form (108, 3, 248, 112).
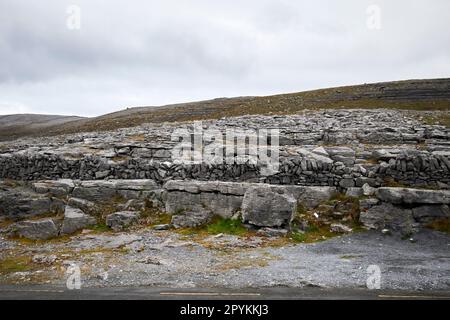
(149, 213, 172, 225)
(290, 232, 307, 243)
(206, 217, 248, 236)
(88, 223, 111, 233)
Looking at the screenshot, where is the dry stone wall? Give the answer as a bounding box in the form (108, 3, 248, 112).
(1, 110, 450, 189)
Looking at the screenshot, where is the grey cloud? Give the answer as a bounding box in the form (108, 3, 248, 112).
(0, 0, 449, 116)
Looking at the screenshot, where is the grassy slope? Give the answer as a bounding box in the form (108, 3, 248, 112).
(1, 78, 449, 140)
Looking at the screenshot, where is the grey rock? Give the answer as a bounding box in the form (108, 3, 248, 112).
(339, 178, 355, 188)
(10, 218, 59, 240)
(120, 199, 146, 211)
(33, 179, 75, 196)
(242, 186, 297, 228)
(171, 211, 212, 229)
(346, 187, 363, 197)
(360, 203, 417, 235)
(95, 170, 110, 179)
(376, 188, 450, 204)
(359, 198, 380, 210)
(0, 190, 65, 220)
(153, 224, 171, 231)
(61, 206, 96, 235)
(412, 205, 450, 223)
(330, 223, 353, 233)
(72, 180, 159, 202)
(67, 197, 97, 214)
(106, 211, 139, 231)
(362, 183, 376, 196)
(256, 227, 288, 237)
(372, 149, 396, 160)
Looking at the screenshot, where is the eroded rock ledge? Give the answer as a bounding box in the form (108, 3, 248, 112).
(1, 179, 449, 240)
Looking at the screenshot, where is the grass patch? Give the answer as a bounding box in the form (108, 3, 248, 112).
(427, 218, 450, 234)
(290, 193, 366, 244)
(206, 217, 248, 236)
(88, 223, 111, 233)
(176, 216, 251, 238)
(0, 256, 34, 275)
(421, 113, 450, 126)
(383, 177, 409, 188)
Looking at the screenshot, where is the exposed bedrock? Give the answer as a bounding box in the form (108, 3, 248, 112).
(1, 109, 450, 189)
(241, 186, 297, 228)
(61, 206, 96, 235)
(1, 110, 450, 238)
(2, 179, 449, 239)
(163, 180, 336, 220)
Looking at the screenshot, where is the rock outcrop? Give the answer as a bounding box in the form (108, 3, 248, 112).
(1, 109, 450, 238)
(241, 186, 297, 228)
(61, 206, 96, 235)
(9, 218, 60, 240)
(106, 211, 139, 231)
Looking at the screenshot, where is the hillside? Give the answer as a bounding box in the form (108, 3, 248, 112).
(0, 78, 449, 141)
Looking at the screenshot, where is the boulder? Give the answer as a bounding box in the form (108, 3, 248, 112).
(412, 205, 450, 224)
(277, 186, 336, 209)
(360, 203, 417, 235)
(171, 210, 212, 229)
(10, 218, 59, 240)
(376, 188, 450, 205)
(165, 191, 243, 218)
(242, 186, 297, 228)
(0, 190, 65, 220)
(106, 211, 139, 231)
(61, 206, 96, 235)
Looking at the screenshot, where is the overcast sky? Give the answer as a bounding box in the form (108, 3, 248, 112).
(0, 0, 449, 117)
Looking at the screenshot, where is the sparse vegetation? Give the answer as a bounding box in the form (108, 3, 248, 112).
(88, 223, 111, 233)
(0, 256, 34, 274)
(206, 217, 248, 236)
(383, 177, 409, 188)
(421, 113, 450, 126)
(427, 218, 450, 234)
(289, 227, 337, 244)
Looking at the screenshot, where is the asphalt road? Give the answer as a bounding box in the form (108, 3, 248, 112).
(0, 285, 449, 300)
